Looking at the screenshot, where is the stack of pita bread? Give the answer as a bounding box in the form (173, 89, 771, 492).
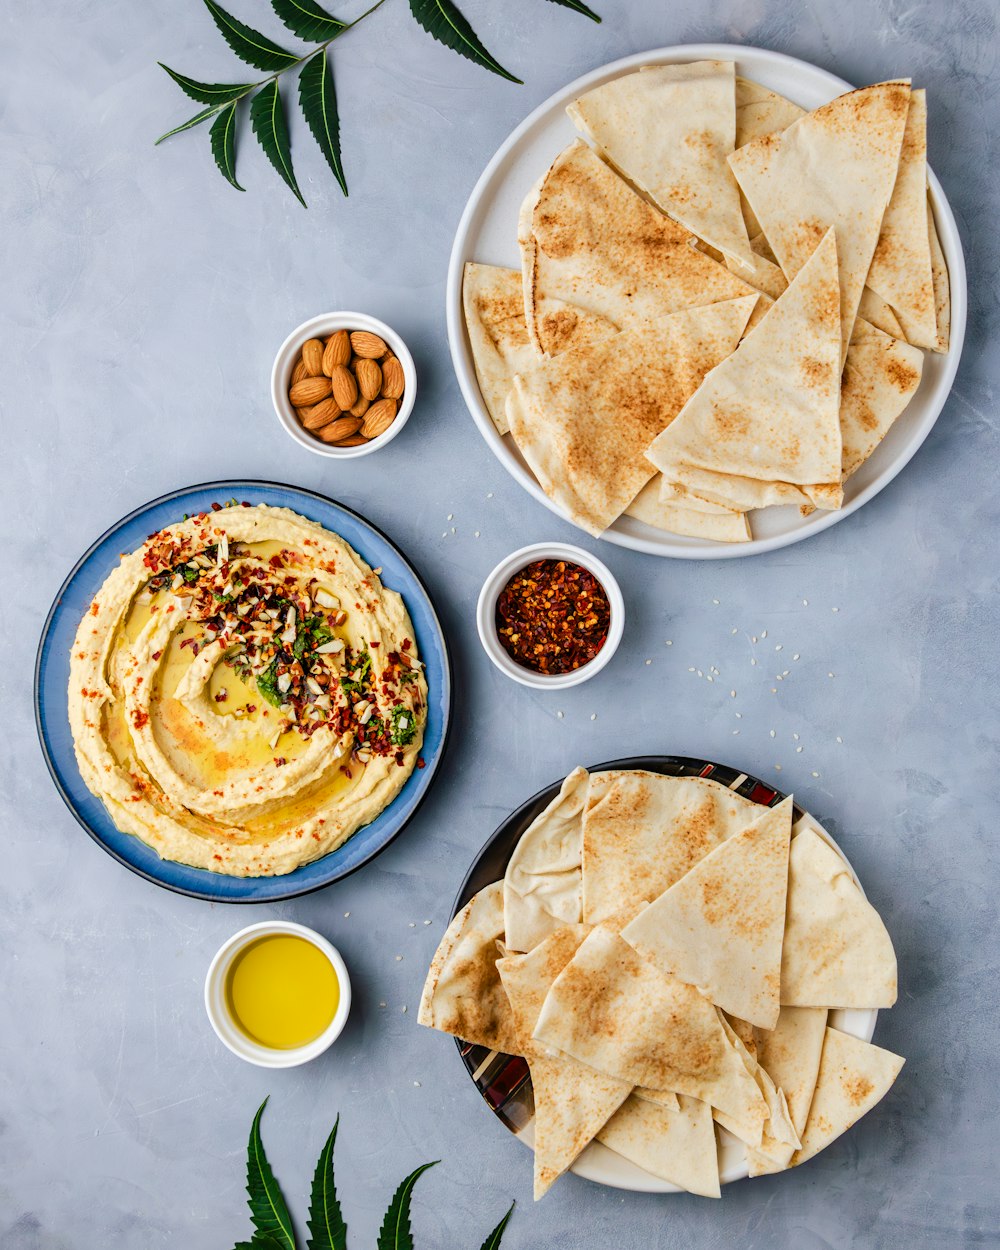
(463, 62, 950, 543)
(420, 767, 903, 1199)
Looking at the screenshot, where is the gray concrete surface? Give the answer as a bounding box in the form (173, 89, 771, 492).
(2, 0, 998, 1245)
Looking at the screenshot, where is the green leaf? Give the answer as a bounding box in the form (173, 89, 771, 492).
(155, 103, 223, 145)
(203, 0, 299, 71)
(544, 0, 601, 20)
(271, 0, 346, 42)
(298, 49, 347, 195)
(477, 1203, 515, 1250)
(376, 1161, 438, 1250)
(306, 1116, 347, 1250)
(158, 63, 259, 104)
(408, 0, 521, 83)
(210, 102, 244, 190)
(250, 80, 306, 206)
(245, 1098, 297, 1250)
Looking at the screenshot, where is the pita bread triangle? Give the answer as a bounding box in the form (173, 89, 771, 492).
(518, 139, 757, 353)
(566, 61, 754, 270)
(418, 882, 518, 1053)
(646, 228, 844, 513)
(928, 197, 951, 352)
(462, 263, 617, 435)
(865, 90, 938, 348)
(597, 1094, 721, 1198)
(791, 1027, 905, 1166)
(781, 826, 898, 1008)
(747, 1006, 828, 1175)
(503, 766, 588, 954)
(624, 479, 751, 543)
(621, 797, 793, 1029)
(582, 771, 764, 925)
(531, 925, 770, 1139)
(729, 80, 911, 359)
(497, 926, 632, 1199)
(506, 295, 758, 536)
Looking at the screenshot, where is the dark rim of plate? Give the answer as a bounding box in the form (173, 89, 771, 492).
(34, 479, 453, 902)
(448, 755, 797, 1134)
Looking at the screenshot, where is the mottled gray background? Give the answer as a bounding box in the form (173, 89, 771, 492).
(2, 0, 998, 1246)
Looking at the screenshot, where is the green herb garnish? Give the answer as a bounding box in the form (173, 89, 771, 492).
(232, 1099, 514, 1250)
(340, 648, 371, 697)
(389, 705, 416, 747)
(256, 658, 284, 707)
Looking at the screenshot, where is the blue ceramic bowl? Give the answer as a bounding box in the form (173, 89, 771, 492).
(35, 481, 451, 902)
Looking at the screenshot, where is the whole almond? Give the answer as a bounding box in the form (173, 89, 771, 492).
(301, 338, 324, 375)
(318, 415, 364, 443)
(289, 374, 332, 407)
(337, 434, 370, 446)
(291, 359, 308, 386)
(361, 397, 397, 439)
(350, 330, 387, 359)
(355, 358, 382, 402)
(330, 364, 358, 410)
(322, 330, 351, 374)
(349, 395, 370, 418)
(381, 356, 405, 399)
(299, 398, 341, 430)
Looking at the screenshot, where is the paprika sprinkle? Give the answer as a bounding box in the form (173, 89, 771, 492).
(494, 559, 611, 675)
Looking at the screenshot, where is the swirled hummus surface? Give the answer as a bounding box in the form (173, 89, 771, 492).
(68, 502, 427, 877)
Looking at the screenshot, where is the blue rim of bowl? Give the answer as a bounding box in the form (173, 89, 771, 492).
(34, 480, 452, 903)
(446, 755, 791, 1127)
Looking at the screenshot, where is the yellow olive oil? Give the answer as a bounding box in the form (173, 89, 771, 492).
(225, 934, 338, 1050)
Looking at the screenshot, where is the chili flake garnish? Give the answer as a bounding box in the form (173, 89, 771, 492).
(495, 559, 611, 675)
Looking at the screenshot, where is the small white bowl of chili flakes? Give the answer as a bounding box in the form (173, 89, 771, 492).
(477, 542, 624, 689)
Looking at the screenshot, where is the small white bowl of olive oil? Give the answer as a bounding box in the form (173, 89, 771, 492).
(205, 921, 351, 1068)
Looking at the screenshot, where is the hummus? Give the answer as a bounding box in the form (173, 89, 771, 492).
(68, 502, 427, 877)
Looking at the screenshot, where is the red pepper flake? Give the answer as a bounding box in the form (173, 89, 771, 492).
(132, 710, 149, 730)
(211, 501, 222, 512)
(273, 757, 287, 767)
(417, 757, 426, 770)
(151, 650, 162, 661)
(495, 558, 611, 675)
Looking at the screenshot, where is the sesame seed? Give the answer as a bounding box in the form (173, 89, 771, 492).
(771, 688, 777, 694)
(645, 659, 652, 666)
(774, 764, 782, 772)
(450, 527, 456, 534)
(665, 639, 673, 646)
(793, 654, 800, 661)
(802, 599, 809, 606)
(486, 492, 493, 499)
(761, 630, 768, 639)
(379, 1001, 387, 1008)
(732, 729, 740, 735)
(751, 636, 758, 644)
(828, 672, 835, 678)
(836, 736, 843, 744)
(832, 607, 839, 613)
(782, 670, 790, 676)
(395, 955, 403, 961)
(775, 644, 783, 651)
(751, 659, 758, 666)
(796, 746, 803, 753)
(344, 912, 350, 918)
(401, 1005, 407, 1013)
(769, 730, 775, 738)
(730, 690, 736, 698)
(409, 922, 416, 928)
(776, 675, 784, 681)
(688, 667, 695, 673)
(697, 670, 704, 677)
(735, 712, 742, 719)
(413, 1081, 421, 1087)
(811, 771, 819, 778)
(423, 919, 431, 925)
(590, 713, 597, 721)
(712, 598, 720, 605)
(706, 675, 714, 682)
(793, 733, 800, 741)
(441, 532, 447, 538)
(731, 627, 738, 635)
(474, 531, 480, 538)
(556, 710, 564, 719)
(447, 514, 454, 521)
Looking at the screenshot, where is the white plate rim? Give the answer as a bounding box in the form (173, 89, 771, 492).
(445, 43, 968, 560)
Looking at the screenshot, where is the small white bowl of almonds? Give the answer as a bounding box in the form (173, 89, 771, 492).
(271, 311, 416, 458)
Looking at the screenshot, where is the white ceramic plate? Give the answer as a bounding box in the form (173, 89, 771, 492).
(452, 757, 880, 1193)
(446, 44, 967, 559)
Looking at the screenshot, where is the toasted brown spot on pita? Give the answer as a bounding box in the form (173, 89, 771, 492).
(885, 356, 921, 392)
(843, 1074, 875, 1106)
